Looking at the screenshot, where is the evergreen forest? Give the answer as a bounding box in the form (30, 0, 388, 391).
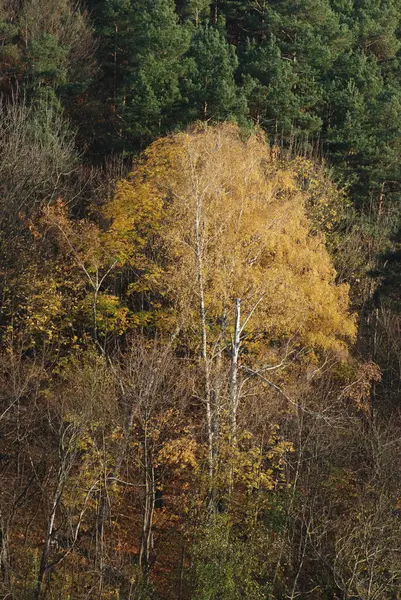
(0, 1, 400, 598)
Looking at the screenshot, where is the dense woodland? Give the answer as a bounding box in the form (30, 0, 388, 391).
(0, 0, 400, 598)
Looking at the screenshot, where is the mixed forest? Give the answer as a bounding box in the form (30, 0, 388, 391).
(0, 0, 400, 598)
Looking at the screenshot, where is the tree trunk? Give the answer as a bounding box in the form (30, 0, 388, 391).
(35, 470, 64, 600)
(229, 298, 241, 441)
(0, 512, 10, 586)
(194, 190, 215, 487)
(138, 423, 155, 582)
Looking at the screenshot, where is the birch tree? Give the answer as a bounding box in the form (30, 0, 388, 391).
(104, 123, 356, 489)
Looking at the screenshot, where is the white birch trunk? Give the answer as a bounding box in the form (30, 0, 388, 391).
(194, 190, 214, 486)
(229, 298, 241, 441)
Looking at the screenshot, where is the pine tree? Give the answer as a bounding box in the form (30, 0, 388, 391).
(241, 36, 299, 134)
(221, 0, 344, 133)
(176, 0, 211, 25)
(0, 0, 95, 103)
(182, 25, 247, 123)
(87, 0, 190, 151)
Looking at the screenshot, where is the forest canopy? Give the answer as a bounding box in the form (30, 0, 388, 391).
(0, 1, 400, 599)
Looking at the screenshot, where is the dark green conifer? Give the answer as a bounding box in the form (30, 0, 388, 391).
(182, 24, 247, 123)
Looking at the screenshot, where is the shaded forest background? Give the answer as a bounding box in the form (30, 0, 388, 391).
(0, 0, 400, 598)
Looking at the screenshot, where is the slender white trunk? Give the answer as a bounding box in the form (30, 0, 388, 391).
(194, 192, 214, 485)
(229, 298, 241, 440)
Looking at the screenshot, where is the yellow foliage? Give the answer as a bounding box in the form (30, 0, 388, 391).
(287, 155, 351, 236)
(157, 437, 199, 470)
(101, 161, 166, 281)
(107, 123, 356, 355)
(76, 293, 131, 335)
